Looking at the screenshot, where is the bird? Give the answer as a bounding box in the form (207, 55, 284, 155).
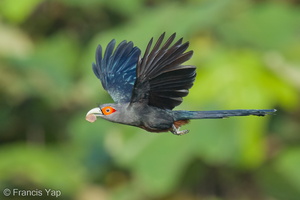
(86, 32, 276, 135)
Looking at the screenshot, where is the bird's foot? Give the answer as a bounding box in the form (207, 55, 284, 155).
(171, 124, 189, 135)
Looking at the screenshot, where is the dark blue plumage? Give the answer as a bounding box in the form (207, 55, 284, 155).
(92, 40, 141, 103)
(87, 33, 276, 135)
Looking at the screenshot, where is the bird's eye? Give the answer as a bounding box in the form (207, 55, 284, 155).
(101, 106, 116, 115)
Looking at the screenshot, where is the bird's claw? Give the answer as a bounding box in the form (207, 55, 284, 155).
(171, 124, 189, 135)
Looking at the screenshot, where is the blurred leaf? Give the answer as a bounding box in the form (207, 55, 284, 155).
(189, 48, 298, 110)
(106, 132, 193, 197)
(257, 147, 300, 200)
(0, 0, 41, 23)
(67, 111, 116, 183)
(87, 0, 235, 51)
(105, 0, 145, 16)
(275, 148, 300, 190)
(217, 2, 300, 50)
(60, 0, 103, 6)
(13, 33, 81, 107)
(0, 143, 84, 195)
(187, 116, 269, 169)
(264, 52, 300, 91)
(0, 23, 33, 58)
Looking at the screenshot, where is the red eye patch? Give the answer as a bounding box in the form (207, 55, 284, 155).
(101, 106, 116, 115)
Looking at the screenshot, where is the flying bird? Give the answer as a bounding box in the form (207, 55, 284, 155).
(86, 33, 276, 135)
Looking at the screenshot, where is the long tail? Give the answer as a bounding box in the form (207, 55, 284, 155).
(173, 109, 276, 121)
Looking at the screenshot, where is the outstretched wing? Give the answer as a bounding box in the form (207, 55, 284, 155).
(92, 40, 141, 103)
(130, 33, 196, 110)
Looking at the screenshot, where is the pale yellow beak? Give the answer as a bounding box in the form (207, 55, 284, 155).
(85, 107, 102, 123)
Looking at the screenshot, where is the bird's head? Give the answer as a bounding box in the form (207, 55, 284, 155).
(86, 103, 123, 123)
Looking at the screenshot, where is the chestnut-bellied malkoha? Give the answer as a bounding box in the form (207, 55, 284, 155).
(86, 33, 276, 135)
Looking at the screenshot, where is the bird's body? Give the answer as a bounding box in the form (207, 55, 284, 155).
(86, 33, 276, 135)
(122, 103, 177, 132)
(87, 103, 181, 132)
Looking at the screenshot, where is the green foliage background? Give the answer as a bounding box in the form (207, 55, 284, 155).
(0, 0, 300, 199)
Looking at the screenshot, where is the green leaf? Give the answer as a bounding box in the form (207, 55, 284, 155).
(257, 148, 300, 200)
(0, 0, 41, 23)
(217, 2, 300, 50)
(0, 143, 84, 194)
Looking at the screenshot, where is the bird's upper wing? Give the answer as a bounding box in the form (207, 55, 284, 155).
(130, 33, 196, 110)
(92, 40, 141, 103)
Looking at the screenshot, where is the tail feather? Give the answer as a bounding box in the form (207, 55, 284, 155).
(173, 109, 276, 121)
